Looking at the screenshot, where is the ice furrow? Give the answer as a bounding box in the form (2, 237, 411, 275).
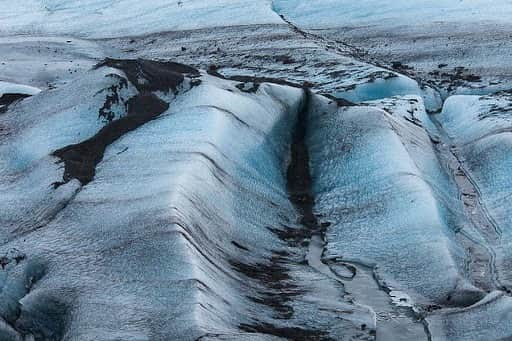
(285, 88, 377, 338)
(269, 2, 364, 60)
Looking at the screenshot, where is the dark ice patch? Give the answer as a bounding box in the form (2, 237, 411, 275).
(286, 89, 319, 232)
(207, 65, 304, 89)
(15, 290, 73, 341)
(0, 93, 32, 114)
(97, 75, 128, 122)
(96, 58, 200, 93)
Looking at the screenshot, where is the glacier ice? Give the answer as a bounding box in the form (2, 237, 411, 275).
(306, 94, 482, 307)
(0, 61, 379, 340)
(1, 1, 512, 340)
(0, 0, 282, 39)
(272, 0, 512, 96)
(439, 93, 512, 288)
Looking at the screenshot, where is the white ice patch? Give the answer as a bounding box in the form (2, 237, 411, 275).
(0, 81, 41, 97)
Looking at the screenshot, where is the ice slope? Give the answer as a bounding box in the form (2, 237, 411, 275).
(0, 67, 138, 243)
(0, 62, 375, 340)
(428, 291, 512, 340)
(303, 92, 512, 339)
(0, 0, 281, 38)
(1, 1, 512, 339)
(0, 36, 107, 89)
(306, 94, 484, 307)
(439, 93, 512, 288)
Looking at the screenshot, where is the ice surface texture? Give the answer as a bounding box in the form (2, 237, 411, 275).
(440, 93, 512, 288)
(1, 1, 512, 340)
(0, 0, 281, 38)
(273, 0, 512, 95)
(307, 95, 481, 306)
(0, 62, 379, 340)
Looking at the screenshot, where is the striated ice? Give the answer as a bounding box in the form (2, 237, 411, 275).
(306, 94, 483, 306)
(439, 93, 512, 287)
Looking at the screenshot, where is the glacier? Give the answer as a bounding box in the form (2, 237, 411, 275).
(1, 1, 512, 340)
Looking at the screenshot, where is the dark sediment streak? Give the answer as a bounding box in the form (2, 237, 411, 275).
(97, 58, 200, 92)
(52, 93, 168, 186)
(206, 65, 305, 91)
(238, 89, 333, 339)
(230, 255, 298, 319)
(239, 323, 329, 340)
(319, 93, 356, 107)
(52, 58, 201, 186)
